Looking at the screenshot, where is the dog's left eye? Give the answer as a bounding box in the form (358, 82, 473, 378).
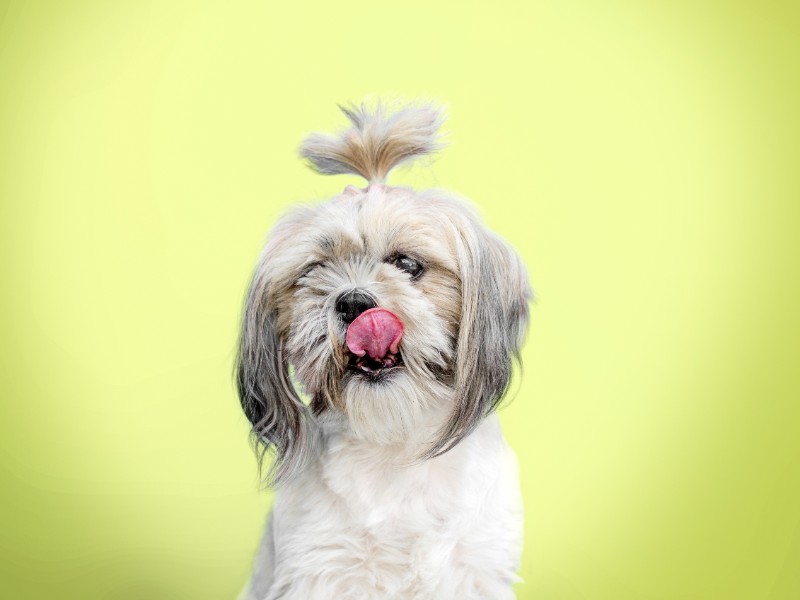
(389, 255, 424, 279)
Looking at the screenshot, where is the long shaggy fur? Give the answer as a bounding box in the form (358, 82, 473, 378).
(298, 101, 445, 183)
(236, 100, 532, 599)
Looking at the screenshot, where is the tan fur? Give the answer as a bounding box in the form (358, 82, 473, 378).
(298, 102, 444, 183)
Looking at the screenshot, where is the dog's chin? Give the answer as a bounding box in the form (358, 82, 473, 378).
(339, 364, 439, 445)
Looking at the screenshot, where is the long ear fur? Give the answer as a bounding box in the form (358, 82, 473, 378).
(426, 218, 531, 458)
(236, 262, 315, 486)
(298, 100, 444, 184)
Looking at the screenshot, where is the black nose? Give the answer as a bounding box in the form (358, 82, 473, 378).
(336, 289, 377, 324)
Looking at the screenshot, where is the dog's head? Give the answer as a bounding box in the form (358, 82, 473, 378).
(236, 102, 531, 484)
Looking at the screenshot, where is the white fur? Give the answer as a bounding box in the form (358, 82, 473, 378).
(241, 414, 523, 600)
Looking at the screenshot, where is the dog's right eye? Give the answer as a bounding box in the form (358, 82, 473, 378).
(296, 262, 323, 284)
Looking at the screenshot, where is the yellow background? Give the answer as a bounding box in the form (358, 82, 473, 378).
(1, 1, 798, 598)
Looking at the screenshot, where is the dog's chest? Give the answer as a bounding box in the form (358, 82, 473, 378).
(267, 420, 522, 598)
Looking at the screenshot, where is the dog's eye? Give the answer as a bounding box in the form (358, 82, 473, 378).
(390, 255, 424, 279)
(296, 261, 323, 283)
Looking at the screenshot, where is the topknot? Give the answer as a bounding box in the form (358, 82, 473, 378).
(298, 100, 445, 184)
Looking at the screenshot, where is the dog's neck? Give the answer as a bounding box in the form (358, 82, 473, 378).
(315, 400, 453, 463)
(290, 412, 505, 527)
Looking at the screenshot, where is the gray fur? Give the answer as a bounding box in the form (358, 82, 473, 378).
(236, 268, 316, 486)
(425, 219, 531, 459)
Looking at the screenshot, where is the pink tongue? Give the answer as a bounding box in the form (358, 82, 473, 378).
(346, 308, 404, 360)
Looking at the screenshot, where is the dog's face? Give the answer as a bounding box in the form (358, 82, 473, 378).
(277, 187, 462, 445)
(237, 183, 530, 483)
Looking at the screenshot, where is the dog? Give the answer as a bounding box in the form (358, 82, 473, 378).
(236, 101, 531, 599)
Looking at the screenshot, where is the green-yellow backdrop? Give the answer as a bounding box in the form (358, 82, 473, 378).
(1, 1, 798, 598)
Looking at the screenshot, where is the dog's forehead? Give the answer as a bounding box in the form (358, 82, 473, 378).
(303, 188, 456, 263)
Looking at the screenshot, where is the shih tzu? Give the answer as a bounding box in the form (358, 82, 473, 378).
(236, 101, 532, 600)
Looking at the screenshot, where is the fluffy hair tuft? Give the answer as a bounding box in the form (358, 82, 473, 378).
(298, 101, 445, 183)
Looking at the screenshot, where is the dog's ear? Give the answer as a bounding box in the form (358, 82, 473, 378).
(236, 242, 315, 486)
(428, 215, 531, 458)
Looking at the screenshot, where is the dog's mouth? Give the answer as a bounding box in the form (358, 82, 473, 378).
(345, 307, 404, 382)
(347, 349, 404, 380)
